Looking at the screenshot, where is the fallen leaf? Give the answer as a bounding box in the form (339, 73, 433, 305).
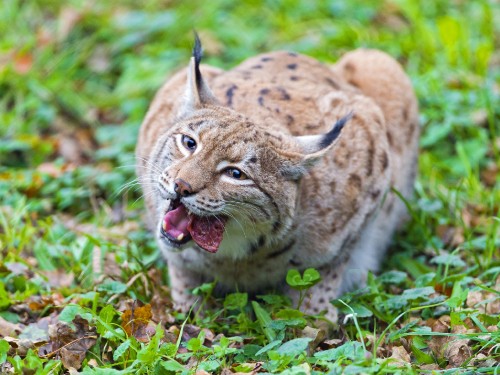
(444, 337, 471, 367)
(41, 315, 97, 370)
(389, 345, 411, 366)
(88, 45, 111, 73)
(121, 303, 156, 343)
(427, 315, 452, 359)
(471, 109, 488, 127)
(40, 270, 75, 289)
(12, 52, 33, 74)
(0, 317, 22, 337)
(480, 163, 498, 187)
(27, 294, 65, 312)
(301, 325, 327, 355)
(58, 7, 83, 42)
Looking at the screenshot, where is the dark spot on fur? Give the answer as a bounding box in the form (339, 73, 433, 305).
(371, 189, 381, 200)
(286, 114, 294, 126)
(188, 120, 205, 131)
(277, 87, 291, 100)
(261, 56, 273, 62)
(348, 79, 359, 87)
(407, 121, 416, 143)
(258, 96, 264, 106)
(385, 199, 394, 213)
(319, 298, 325, 304)
(380, 151, 389, 171)
(330, 180, 336, 195)
(250, 235, 265, 254)
(288, 52, 298, 57)
(275, 107, 280, 113)
(348, 174, 362, 190)
(249, 156, 257, 163)
(259, 88, 270, 95)
(386, 130, 393, 147)
(225, 84, 237, 107)
(344, 62, 356, 73)
(272, 220, 280, 233)
(251, 64, 263, 69)
(325, 77, 340, 89)
(305, 123, 319, 130)
(267, 240, 295, 259)
(290, 76, 300, 81)
(287, 63, 297, 70)
(366, 139, 375, 176)
(289, 259, 302, 266)
(402, 107, 408, 121)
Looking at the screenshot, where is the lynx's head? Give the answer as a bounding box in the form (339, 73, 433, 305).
(146, 36, 350, 258)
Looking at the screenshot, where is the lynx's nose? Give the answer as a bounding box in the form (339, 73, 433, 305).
(174, 178, 193, 197)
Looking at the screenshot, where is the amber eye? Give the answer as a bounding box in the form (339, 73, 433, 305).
(224, 167, 247, 180)
(181, 135, 197, 152)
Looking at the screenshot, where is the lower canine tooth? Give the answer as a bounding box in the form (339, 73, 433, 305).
(176, 233, 184, 241)
(162, 221, 167, 231)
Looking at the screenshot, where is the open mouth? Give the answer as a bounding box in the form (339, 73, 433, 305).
(160, 198, 227, 253)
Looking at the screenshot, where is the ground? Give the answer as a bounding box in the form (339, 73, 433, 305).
(0, 0, 499, 374)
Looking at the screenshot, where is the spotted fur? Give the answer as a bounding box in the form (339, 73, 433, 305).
(136, 41, 419, 320)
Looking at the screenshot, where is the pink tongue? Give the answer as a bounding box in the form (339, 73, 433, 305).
(163, 204, 191, 240)
(163, 204, 226, 253)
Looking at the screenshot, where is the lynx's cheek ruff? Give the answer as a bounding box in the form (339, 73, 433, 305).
(160, 198, 227, 252)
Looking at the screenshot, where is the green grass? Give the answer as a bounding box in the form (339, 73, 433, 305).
(0, 0, 499, 373)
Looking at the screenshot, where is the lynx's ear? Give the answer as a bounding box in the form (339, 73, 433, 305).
(179, 33, 220, 116)
(296, 112, 352, 159)
(282, 113, 352, 179)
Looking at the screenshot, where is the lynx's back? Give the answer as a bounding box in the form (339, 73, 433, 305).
(136, 40, 418, 320)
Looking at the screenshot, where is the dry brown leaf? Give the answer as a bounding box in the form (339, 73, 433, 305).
(0, 317, 22, 337)
(121, 303, 156, 343)
(466, 290, 484, 309)
(428, 315, 453, 359)
(466, 288, 500, 314)
(471, 109, 488, 127)
(41, 270, 75, 289)
(480, 163, 498, 187)
(41, 315, 97, 370)
(88, 45, 111, 73)
(444, 337, 471, 367)
(58, 7, 83, 42)
(12, 52, 33, 74)
(36, 162, 76, 179)
(27, 294, 65, 312)
(389, 345, 411, 366)
(182, 324, 201, 342)
(435, 224, 464, 248)
(321, 338, 343, 349)
(301, 326, 327, 355)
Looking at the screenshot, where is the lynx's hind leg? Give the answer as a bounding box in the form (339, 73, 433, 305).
(332, 49, 418, 134)
(333, 49, 419, 222)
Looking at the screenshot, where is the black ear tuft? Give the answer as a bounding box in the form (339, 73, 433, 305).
(319, 112, 353, 149)
(192, 32, 203, 89)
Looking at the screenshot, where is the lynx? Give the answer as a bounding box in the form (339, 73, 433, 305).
(136, 36, 419, 320)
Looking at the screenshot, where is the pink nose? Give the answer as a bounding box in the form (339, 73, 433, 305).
(174, 178, 193, 197)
